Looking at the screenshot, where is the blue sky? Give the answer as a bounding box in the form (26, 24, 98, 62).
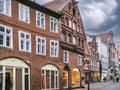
(37, 0, 120, 46)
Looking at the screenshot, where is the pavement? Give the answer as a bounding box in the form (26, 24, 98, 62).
(72, 80, 114, 90)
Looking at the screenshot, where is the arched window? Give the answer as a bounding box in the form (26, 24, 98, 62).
(72, 68, 80, 87)
(0, 58, 30, 90)
(41, 64, 58, 89)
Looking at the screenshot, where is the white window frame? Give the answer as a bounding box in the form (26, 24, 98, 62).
(0, 24, 13, 48)
(36, 36, 46, 55)
(0, 0, 11, 16)
(50, 16, 58, 33)
(36, 11, 45, 29)
(19, 3, 30, 23)
(19, 31, 31, 52)
(78, 55, 82, 66)
(50, 40, 59, 57)
(63, 50, 69, 63)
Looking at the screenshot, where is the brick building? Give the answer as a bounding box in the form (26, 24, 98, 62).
(44, 0, 85, 89)
(0, 0, 85, 90)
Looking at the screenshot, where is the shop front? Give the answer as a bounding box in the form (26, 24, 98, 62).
(41, 64, 59, 90)
(0, 58, 30, 90)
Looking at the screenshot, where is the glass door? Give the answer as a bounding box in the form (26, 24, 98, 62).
(5, 67, 13, 90)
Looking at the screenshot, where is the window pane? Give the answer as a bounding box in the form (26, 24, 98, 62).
(0, 0, 4, 13)
(0, 73, 3, 90)
(26, 41, 29, 50)
(6, 28, 11, 34)
(46, 70, 50, 88)
(25, 75, 29, 90)
(0, 26, 4, 32)
(6, 0, 10, 15)
(51, 71, 54, 88)
(21, 40, 24, 49)
(21, 33, 24, 38)
(26, 34, 29, 39)
(0, 35, 3, 45)
(6, 36, 10, 46)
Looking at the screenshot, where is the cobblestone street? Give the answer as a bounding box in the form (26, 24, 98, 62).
(72, 80, 120, 90)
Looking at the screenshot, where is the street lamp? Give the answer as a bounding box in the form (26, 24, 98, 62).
(84, 58, 90, 90)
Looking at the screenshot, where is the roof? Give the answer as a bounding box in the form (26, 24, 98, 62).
(96, 33, 110, 42)
(16, 0, 61, 18)
(44, 0, 70, 12)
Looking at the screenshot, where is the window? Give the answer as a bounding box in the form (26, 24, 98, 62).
(41, 64, 58, 89)
(78, 55, 82, 66)
(50, 17, 58, 33)
(0, 0, 11, 16)
(73, 8, 76, 16)
(0, 24, 13, 48)
(63, 50, 69, 63)
(19, 31, 31, 52)
(50, 40, 58, 57)
(67, 34, 71, 43)
(78, 38, 80, 47)
(36, 36, 46, 55)
(61, 31, 66, 41)
(19, 3, 30, 23)
(36, 11, 45, 29)
(69, 19, 72, 28)
(73, 37, 76, 45)
(73, 21, 76, 30)
(65, 17, 69, 26)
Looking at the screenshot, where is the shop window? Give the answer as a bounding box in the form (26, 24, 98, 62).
(41, 64, 58, 89)
(63, 71, 68, 88)
(72, 68, 80, 87)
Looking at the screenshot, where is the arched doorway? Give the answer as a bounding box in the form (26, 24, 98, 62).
(72, 68, 80, 87)
(63, 65, 70, 88)
(0, 58, 30, 90)
(41, 64, 58, 90)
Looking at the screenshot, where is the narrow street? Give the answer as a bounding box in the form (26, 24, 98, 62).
(99, 83, 120, 90)
(73, 80, 120, 90)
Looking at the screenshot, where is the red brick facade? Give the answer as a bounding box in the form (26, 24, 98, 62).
(0, 0, 85, 90)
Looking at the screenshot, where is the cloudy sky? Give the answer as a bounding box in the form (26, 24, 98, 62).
(78, 0, 120, 46)
(37, 0, 120, 46)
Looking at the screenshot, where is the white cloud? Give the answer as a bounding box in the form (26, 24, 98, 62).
(79, 0, 118, 29)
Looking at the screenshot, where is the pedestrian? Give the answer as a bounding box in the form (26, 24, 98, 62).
(113, 77, 115, 83)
